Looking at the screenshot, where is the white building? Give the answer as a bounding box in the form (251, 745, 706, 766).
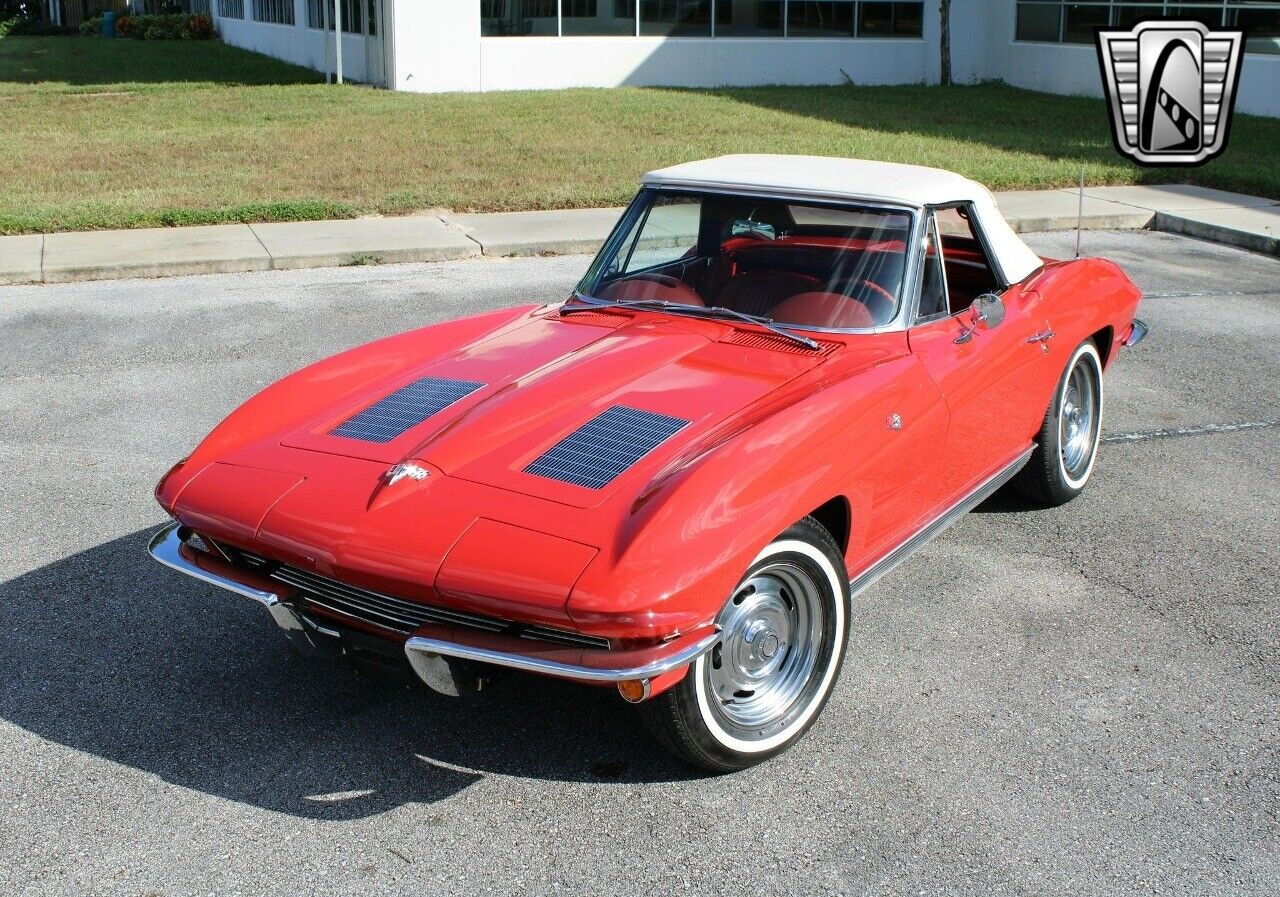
(211, 1, 1280, 117)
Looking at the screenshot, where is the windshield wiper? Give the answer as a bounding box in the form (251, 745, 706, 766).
(562, 294, 820, 351)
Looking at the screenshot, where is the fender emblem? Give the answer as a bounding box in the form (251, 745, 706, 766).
(385, 462, 429, 486)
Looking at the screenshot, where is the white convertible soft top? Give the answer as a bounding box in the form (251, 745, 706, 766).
(643, 155, 1044, 284)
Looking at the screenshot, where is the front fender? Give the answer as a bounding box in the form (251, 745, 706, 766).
(567, 338, 934, 639)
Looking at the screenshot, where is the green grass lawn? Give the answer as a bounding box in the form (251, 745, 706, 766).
(2, 35, 1279, 235)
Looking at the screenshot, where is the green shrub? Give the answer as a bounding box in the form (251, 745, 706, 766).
(78, 16, 101, 36)
(128, 13, 212, 40)
(188, 13, 212, 40)
(17, 21, 77, 35)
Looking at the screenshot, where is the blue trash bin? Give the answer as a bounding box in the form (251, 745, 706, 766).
(103, 11, 117, 39)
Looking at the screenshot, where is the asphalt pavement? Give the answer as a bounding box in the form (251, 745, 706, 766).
(0, 230, 1276, 896)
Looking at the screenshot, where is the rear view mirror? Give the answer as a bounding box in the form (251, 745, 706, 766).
(730, 219, 775, 241)
(954, 293, 1005, 344)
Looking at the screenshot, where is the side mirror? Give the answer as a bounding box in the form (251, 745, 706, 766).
(954, 293, 1005, 344)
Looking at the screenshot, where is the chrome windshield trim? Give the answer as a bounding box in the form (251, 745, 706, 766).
(404, 630, 720, 685)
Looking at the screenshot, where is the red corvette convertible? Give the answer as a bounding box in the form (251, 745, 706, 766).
(150, 156, 1146, 771)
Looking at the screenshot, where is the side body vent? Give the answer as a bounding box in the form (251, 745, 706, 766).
(526, 405, 689, 489)
(330, 377, 483, 443)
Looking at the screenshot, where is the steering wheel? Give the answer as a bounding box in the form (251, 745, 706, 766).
(849, 279, 897, 323)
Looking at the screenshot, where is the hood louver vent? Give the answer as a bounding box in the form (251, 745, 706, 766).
(331, 377, 483, 444)
(525, 405, 690, 489)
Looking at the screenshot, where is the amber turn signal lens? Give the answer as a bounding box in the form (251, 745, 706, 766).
(616, 679, 651, 704)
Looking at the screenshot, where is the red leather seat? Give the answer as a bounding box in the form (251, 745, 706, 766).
(715, 270, 819, 317)
(597, 275, 704, 306)
(769, 291, 875, 330)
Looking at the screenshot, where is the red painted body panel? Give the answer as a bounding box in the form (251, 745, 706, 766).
(155, 252, 1141, 670)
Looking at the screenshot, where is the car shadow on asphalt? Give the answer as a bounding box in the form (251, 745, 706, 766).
(0, 528, 701, 820)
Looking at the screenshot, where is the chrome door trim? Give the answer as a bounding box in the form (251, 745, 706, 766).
(847, 445, 1035, 597)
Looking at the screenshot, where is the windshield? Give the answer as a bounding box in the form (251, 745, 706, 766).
(575, 189, 914, 330)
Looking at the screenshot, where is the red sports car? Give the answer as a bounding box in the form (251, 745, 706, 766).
(150, 156, 1146, 771)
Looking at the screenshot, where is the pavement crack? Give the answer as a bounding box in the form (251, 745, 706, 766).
(437, 214, 484, 254)
(1102, 420, 1280, 444)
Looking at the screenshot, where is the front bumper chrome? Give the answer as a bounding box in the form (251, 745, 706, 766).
(148, 522, 717, 689)
(148, 522, 342, 656)
(404, 626, 719, 686)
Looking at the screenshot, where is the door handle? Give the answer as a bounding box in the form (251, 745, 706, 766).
(1026, 329, 1055, 344)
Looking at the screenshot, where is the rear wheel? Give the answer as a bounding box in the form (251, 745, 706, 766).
(641, 517, 850, 772)
(1014, 340, 1104, 507)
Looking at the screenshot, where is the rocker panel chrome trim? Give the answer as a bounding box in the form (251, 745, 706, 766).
(847, 446, 1034, 597)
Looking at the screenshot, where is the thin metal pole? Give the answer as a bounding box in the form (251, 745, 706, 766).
(323, 0, 333, 84)
(1075, 166, 1085, 259)
(335, 0, 345, 84)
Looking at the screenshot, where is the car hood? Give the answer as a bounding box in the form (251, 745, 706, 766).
(280, 308, 836, 508)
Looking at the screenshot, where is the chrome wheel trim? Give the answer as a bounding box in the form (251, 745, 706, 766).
(693, 539, 846, 754)
(1058, 344, 1104, 489)
(705, 564, 823, 731)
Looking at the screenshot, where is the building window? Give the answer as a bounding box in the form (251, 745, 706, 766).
(481, 0, 923, 37)
(562, 0, 638, 34)
(218, 0, 244, 17)
(307, 0, 375, 34)
(640, 0, 713, 36)
(253, 0, 293, 25)
(1015, 2, 1280, 55)
(787, 1, 855, 36)
(716, 0, 784, 36)
(482, 0, 559, 35)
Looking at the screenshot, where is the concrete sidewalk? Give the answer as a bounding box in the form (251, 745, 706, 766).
(2, 184, 1276, 286)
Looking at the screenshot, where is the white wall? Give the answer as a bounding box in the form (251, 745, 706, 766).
(389, 3, 931, 93)
(987, 2, 1279, 118)
(475, 37, 929, 91)
(1003, 39, 1280, 119)
(215, 1, 375, 85)
(390, 0, 479, 91)
(217, 1, 1280, 119)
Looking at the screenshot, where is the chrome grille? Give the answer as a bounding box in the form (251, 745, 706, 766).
(525, 405, 689, 489)
(330, 377, 483, 443)
(235, 550, 609, 650)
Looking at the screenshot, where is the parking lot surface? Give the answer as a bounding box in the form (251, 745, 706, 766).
(1, 230, 1276, 896)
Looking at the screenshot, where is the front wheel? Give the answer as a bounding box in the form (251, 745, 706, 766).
(641, 517, 850, 772)
(1014, 339, 1105, 507)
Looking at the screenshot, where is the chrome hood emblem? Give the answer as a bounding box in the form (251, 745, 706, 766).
(385, 462, 429, 486)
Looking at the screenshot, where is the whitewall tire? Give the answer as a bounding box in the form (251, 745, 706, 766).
(641, 517, 851, 772)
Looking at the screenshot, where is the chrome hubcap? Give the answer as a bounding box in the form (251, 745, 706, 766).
(706, 564, 825, 733)
(1059, 358, 1099, 480)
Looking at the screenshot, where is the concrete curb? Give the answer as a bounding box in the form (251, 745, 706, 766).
(1151, 209, 1280, 257)
(2, 184, 1277, 286)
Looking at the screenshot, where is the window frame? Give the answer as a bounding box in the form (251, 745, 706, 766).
(1013, 1, 1280, 57)
(912, 211, 952, 325)
(910, 201, 1008, 326)
(481, 0, 927, 39)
